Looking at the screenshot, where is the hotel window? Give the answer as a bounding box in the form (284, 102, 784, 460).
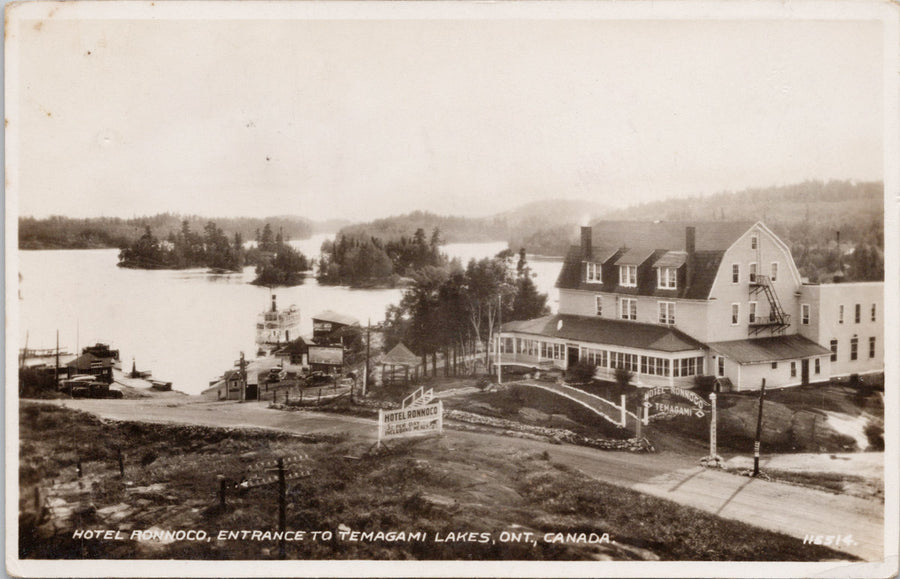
(871, 303, 876, 322)
(731, 303, 740, 325)
(855, 304, 861, 324)
(658, 301, 675, 325)
(585, 262, 602, 283)
(850, 337, 858, 361)
(839, 305, 844, 324)
(748, 301, 757, 324)
(595, 295, 602, 316)
(641, 356, 671, 377)
(717, 356, 725, 377)
(732, 264, 740, 284)
(791, 361, 797, 378)
(770, 262, 778, 282)
(815, 358, 820, 374)
(658, 267, 677, 289)
(672, 356, 704, 378)
(771, 362, 778, 369)
(830, 339, 838, 362)
(751, 233, 758, 250)
(619, 265, 637, 287)
(612, 351, 639, 373)
(620, 298, 637, 321)
(801, 304, 810, 325)
(749, 262, 757, 284)
(869, 337, 876, 359)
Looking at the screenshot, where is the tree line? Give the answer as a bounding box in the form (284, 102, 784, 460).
(382, 248, 549, 376)
(19, 214, 316, 250)
(117, 221, 309, 286)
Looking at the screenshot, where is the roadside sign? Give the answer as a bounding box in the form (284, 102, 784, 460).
(643, 385, 709, 422)
(239, 468, 311, 489)
(378, 400, 443, 443)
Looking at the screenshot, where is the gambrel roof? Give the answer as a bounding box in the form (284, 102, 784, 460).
(556, 221, 755, 300)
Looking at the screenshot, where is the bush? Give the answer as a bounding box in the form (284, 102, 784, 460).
(693, 375, 717, 395)
(565, 361, 596, 385)
(864, 422, 884, 451)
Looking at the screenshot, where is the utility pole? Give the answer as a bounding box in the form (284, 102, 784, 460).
(239, 351, 247, 402)
(363, 319, 371, 397)
(753, 378, 766, 477)
(497, 294, 502, 384)
(55, 330, 60, 384)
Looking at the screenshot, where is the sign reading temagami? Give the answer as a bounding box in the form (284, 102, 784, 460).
(377, 387, 443, 445)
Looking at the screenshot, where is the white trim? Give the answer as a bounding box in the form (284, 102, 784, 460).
(619, 264, 637, 287)
(731, 263, 740, 284)
(657, 266, 677, 290)
(731, 302, 740, 325)
(801, 303, 810, 325)
(658, 300, 676, 325)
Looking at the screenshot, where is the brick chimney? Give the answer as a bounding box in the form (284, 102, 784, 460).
(581, 226, 592, 259)
(685, 226, 696, 289)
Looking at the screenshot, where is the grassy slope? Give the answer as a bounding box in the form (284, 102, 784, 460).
(18, 403, 853, 562)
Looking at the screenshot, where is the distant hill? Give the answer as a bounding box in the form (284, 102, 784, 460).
(602, 180, 883, 248)
(335, 210, 504, 244)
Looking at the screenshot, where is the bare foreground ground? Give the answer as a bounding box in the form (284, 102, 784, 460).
(16, 395, 885, 562)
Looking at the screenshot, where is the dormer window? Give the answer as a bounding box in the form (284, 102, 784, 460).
(585, 262, 602, 283)
(619, 265, 637, 287)
(657, 267, 677, 290)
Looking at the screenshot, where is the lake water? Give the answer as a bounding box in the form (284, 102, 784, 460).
(17, 233, 561, 394)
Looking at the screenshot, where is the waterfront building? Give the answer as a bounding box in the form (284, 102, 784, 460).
(66, 352, 115, 384)
(311, 310, 360, 344)
(496, 221, 883, 391)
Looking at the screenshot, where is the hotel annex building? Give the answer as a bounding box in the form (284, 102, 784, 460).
(497, 221, 884, 391)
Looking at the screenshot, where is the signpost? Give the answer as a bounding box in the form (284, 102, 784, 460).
(227, 454, 311, 560)
(643, 385, 721, 467)
(700, 392, 724, 468)
(377, 387, 443, 447)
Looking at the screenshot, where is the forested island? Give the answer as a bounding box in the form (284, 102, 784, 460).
(317, 227, 446, 287)
(117, 221, 309, 287)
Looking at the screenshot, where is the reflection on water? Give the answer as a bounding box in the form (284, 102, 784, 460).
(18, 234, 560, 395)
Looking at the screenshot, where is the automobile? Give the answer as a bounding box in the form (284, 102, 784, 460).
(303, 371, 331, 386)
(266, 367, 287, 383)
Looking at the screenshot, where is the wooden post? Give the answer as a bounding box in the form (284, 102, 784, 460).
(76, 459, 82, 479)
(753, 378, 766, 477)
(619, 394, 627, 427)
(364, 320, 370, 397)
(635, 401, 642, 439)
(218, 475, 226, 508)
(277, 458, 286, 559)
(709, 393, 718, 461)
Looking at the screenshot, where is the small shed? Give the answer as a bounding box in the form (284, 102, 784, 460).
(379, 342, 422, 386)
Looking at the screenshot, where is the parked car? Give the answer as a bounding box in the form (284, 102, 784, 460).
(267, 368, 287, 383)
(303, 371, 331, 386)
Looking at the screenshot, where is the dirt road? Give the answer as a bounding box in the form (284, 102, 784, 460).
(40, 397, 885, 561)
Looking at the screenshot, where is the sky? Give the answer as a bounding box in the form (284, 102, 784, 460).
(7, 4, 886, 222)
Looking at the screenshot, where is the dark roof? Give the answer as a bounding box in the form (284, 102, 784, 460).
(707, 335, 831, 364)
(501, 314, 706, 353)
(587, 220, 754, 253)
(380, 342, 421, 366)
(556, 220, 752, 300)
(66, 353, 115, 370)
(312, 310, 360, 327)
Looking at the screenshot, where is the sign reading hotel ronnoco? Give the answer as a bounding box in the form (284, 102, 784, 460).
(643, 385, 710, 420)
(378, 387, 443, 442)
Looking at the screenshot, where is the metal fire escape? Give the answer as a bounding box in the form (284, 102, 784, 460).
(749, 276, 791, 335)
(748, 234, 790, 335)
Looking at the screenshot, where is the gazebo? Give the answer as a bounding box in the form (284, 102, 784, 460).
(379, 342, 422, 386)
